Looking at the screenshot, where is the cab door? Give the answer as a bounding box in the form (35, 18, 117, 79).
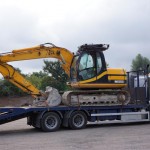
(77, 52, 96, 81)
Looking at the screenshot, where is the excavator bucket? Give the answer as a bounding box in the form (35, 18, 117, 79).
(33, 86, 62, 107)
(45, 86, 62, 106)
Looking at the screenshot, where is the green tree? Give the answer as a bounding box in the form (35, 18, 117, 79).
(0, 68, 26, 96)
(26, 71, 48, 89)
(42, 60, 69, 91)
(131, 54, 150, 72)
(0, 79, 25, 96)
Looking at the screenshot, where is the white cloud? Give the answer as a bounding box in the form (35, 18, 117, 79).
(0, 0, 149, 76)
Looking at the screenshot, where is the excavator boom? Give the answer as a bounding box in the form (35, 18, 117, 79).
(0, 43, 74, 77)
(0, 43, 74, 98)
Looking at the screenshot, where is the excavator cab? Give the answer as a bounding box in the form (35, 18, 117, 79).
(70, 44, 109, 83)
(70, 44, 127, 90)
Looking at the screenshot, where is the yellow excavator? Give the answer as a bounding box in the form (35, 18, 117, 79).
(0, 43, 130, 106)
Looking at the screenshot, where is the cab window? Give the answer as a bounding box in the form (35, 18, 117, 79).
(97, 52, 102, 74)
(78, 53, 96, 80)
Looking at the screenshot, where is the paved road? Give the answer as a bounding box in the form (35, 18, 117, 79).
(0, 119, 150, 150)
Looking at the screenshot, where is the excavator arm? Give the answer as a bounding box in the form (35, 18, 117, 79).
(0, 63, 41, 96)
(0, 43, 74, 98)
(0, 43, 74, 76)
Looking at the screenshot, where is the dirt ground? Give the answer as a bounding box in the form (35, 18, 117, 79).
(0, 96, 34, 107)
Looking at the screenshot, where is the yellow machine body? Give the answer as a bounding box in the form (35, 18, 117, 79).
(71, 68, 127, 89)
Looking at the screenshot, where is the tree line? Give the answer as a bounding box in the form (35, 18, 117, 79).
(0, 53, 149, 96)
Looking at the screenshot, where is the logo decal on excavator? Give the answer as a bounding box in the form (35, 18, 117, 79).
(48, 50, 55, 55)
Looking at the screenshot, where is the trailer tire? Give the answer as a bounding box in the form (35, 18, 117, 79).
(69, 111, 87, 129)
(41, 112, 61, 132)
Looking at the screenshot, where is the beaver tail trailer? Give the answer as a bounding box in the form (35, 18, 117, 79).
(0, 70, 150, 132)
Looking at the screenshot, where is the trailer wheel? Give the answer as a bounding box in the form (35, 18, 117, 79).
(69, 111, 87, 129)
(41, 112, 61, 132)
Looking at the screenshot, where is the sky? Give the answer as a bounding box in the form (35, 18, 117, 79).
(0, 0, 150, 75)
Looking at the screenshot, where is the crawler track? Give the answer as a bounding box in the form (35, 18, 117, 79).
(62, 90, 130, 106)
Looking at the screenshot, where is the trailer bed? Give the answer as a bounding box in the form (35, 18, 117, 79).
(0, 104, 149, 126)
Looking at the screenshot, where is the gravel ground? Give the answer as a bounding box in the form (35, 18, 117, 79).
(1, 118, 150, 150)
